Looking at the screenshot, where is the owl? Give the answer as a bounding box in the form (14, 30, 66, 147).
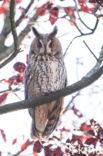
(24, 26, 67, 141)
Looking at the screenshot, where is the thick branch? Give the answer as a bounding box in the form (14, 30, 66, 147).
(0, 64, 103, 115)
(0, 1, 37, 64)
(0, 0, 21, 68)
(0, 12, 38, 69)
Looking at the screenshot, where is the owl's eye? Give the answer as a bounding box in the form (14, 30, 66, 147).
(37, 40, 42, 48)
(54, 51, 59, 56)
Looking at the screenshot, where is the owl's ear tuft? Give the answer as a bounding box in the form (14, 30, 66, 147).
(49, 26, 58, 38)
(32, 27, 40, 37)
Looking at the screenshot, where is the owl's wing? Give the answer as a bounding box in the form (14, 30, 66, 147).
(64, 67, 67, 88)
(64, 76, 67, 87)
(42, 97, 64, 137)
(24, 64, 32, 100)
(24, 64, 36, 117)
(32, 70, 67, 139)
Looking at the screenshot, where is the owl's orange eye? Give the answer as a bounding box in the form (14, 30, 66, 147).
(37, 40, 42, 48)
(54, 51, 59, 56)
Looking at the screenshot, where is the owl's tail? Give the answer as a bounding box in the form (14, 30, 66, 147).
(31, 121, 48, 141)
(31, 97, 64, 141)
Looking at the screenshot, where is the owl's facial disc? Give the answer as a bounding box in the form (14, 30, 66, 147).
(46, 40, 52, 55)
(37, 39, 45, 55)
(37, 39, 43, 48)
(48, 40, 52, 48)
(38, 39, 52, 56)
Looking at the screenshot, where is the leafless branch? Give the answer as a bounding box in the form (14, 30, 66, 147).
(0, 88, 21, 94)
(74, 17, 99, 36)
(13, 141, 33, 156)
(5, 0, 35, 36)
(64, 17, 99, 56)
(0, 0, 23, 68)
(63, 35, 79, 57)
(0, 89, 9, 94)
(0, 1, 38, 65)
(16, 0, 35, 26)
(97, 14, 103, 18)
(95, 0, 103, 7)
(0, 48, 23, 68)
(83, 40, 99, 61)
(74, 0, 93, 31)
(63, 92, 80, 114)
(74, 0, 100, 28)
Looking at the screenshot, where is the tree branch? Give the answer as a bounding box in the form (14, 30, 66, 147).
(0, 1, 37, 65)
(83, 40, 99, 61)
(16, 0, 34, 26)
(0, 63, 103, 115)
(10, 0, 18, 52)
(95, 0, 103, 7)
(0, 10, 38, 69)
(0, 48, 23, 68)
(64, 17, 99, 56)
(13, 141, 33, 156)
(0, 0, 22, 68)
(63, 92, 80, 114)
(5, 0, 35, 36)
(74, 0, 99, 30)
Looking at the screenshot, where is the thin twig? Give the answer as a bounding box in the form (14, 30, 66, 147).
(74, 0, 93, 31)
(5, 0, 35, 37)
(1, 0, 23, 69)
(63, 35, 79, 57)
(63, 92, 80, 114)
(0, 88, 21, 94)
(92, 4, 100, 14)
(83, 40, 99, 61)
(16, 0, 34, 26)
(95, 0, 103, 7)
(0, 89, 9, 94)
(13, 141, 33, 156)
(0, 49, 23, 69)
(64, 18, 99, 57)
(74, 16, 99, 36)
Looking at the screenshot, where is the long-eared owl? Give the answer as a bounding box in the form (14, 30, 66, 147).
(24, 27, 67, 141)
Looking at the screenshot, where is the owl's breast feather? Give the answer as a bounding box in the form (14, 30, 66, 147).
(32, 60, 65, 94)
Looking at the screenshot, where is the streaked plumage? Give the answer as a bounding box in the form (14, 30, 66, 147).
(24, 27, 67, 140)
